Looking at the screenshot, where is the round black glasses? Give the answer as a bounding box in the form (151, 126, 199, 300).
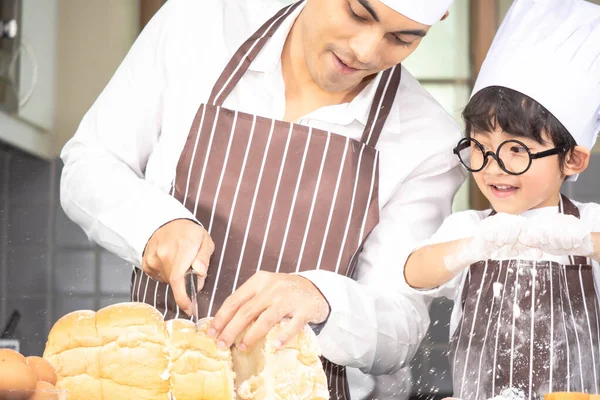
(453, 137, 569, 176)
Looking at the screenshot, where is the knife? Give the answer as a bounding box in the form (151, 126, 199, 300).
(185, 267, 200, 332)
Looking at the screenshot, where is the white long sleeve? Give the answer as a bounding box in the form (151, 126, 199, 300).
(60, 0, 198, 265)
(300, 148, 467, 375)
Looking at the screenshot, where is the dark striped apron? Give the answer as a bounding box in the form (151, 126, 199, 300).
(448, 195, 600, 400)
(130, 2, 402, 398)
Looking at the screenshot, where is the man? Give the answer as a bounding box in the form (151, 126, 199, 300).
(60, 0, 466, 398)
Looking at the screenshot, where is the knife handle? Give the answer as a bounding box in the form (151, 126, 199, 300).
(185, 268, 201, 330)
(185, 267, 198, 299)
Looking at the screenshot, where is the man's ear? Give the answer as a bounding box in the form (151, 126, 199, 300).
(563, 145, 590, 177)
(440, 11, 450, 21)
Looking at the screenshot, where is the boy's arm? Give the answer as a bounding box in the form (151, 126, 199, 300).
(405, 212, 527, 290)
(404, 238, 473, 289)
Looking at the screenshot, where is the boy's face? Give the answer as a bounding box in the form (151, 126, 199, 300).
(471, 128, 565, 214)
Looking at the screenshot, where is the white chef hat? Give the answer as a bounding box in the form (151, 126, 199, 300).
(471, 0, 600, 155)
(380, 0, 454, 25)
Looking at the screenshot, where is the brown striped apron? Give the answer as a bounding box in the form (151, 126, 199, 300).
(130, 2, 402, 399)
(448, 195, 600, 400)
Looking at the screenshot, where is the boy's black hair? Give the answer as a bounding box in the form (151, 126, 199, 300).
(462, 86, 577, 169)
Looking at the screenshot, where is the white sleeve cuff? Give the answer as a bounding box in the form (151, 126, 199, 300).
(61, 181, 200, 267)
(296, 269, 372, 368)
(123, 190, 201, 266)
(400, 268, 466, 301)
(296, 269, 351, 328)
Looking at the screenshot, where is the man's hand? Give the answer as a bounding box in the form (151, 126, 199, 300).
(208, 271, 330, 352)
(142, 219, 215, 315)
(519, 213, 594, 257)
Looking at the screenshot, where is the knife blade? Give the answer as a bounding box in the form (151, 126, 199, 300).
(185, 267, 200, 332)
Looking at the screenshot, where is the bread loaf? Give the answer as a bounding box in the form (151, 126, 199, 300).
(233, 319, 329, 400)
(164, 318, 234, 400)
(43, 302, 328, 400)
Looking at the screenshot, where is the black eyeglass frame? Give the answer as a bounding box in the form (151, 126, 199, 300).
(453, 137, 570, 176)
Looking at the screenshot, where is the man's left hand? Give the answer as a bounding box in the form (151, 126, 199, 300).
(207, 271, 330, 351)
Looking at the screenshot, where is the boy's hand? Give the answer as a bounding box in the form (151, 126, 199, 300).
(445, 213, 528, 272)
(519, 213, 594, 257)
(475, 212, 527, 254)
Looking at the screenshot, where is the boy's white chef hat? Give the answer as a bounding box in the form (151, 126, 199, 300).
(380, 0, 454, 25)
(472, 0, 600, 154)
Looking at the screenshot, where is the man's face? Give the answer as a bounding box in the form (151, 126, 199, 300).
(298, 0, 435, 92)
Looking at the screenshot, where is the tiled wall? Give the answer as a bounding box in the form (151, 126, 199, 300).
(0, 145, 132, 357)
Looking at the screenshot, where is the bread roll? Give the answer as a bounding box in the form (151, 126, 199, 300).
(544, 394, 590, 400)
(44, 304, 169, 400)
(233, 319, 329, 400)
(165, 318, 234, 400)
(97, 303, 170, 399)
(43, 310, 101, 383)
(43, 302, 328, 400)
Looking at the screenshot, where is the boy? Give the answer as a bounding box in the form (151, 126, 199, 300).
(403, 0, 600, 399)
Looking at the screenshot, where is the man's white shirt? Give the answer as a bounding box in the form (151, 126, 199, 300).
(60, 0, 466, 391)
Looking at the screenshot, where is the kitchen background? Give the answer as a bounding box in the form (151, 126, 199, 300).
(0, 0, 599, 399)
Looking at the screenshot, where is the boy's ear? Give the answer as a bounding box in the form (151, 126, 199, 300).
(563, 145, 590, 177)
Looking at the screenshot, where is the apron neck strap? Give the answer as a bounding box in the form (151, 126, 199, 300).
(208, 1, 302, 107)
(488, 194, 587, 265)
(559, 193, 580, 218)
(559, 194, 588, 265)
(207, 0, 401, 149)
(359, 65, 402, 148)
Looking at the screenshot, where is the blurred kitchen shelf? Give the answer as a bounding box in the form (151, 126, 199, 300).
(0, 0, 58, 160)
(0, 112, 54, 159)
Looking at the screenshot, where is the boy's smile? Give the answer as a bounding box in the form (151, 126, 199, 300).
(488, 182, 519, 198)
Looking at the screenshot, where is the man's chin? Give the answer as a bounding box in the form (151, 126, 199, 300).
(314, 73, 363, 93)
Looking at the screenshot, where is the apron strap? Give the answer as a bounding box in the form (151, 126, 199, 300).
(207, 0, 401, 149)
(360, 65, 402, 148)
(208, 1, 302, 106)
(560, 194, 588, 265)
(559, 193, 580, 218)
(489, 195, 588, 265)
